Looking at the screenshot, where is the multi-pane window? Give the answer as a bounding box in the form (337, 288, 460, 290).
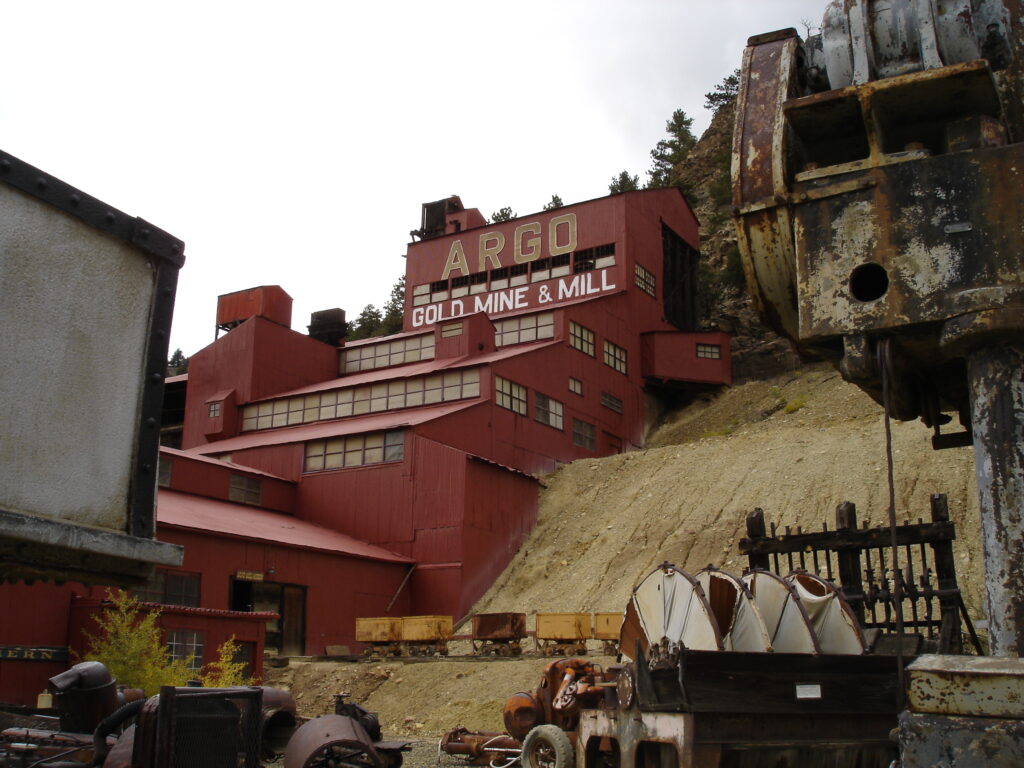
(208, 402, 221, 418)
(441, 322, 463, 338)
(603, 340, 628, 374)
(495, 312, 554, 347)
(412, 283, 431, 307)
(304, 430, 405, 473)
(569, 322, 595, 356)
(635, 264, 657, 297)
(568, 377, 583, 396)
(134, 570, 201, 607)
(572, 418, 596, 450)
(166, 629, 205, 671)
(229, 474, 261, 506)
(534, 394, 564, 430)
(495, 376, 528, 416)
(697, 343, 722, 359)
(573, 244, 617, 273)
(241, 369, 480, 431)
(601, 392, 624, 414)
(341, 334, 435, 374)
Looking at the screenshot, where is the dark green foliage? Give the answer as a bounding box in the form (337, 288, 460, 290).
(167, 348, 188, 375)
(490, 207, 516, 223)
(722, 243, 746, 291)
(705, 69, 741, 114)
(542, 194, 564, 211)
(347, 304, 383, 340)
(379, 276, 405, 336)
(609, 170, 640, 194)
(647, 109, 697, 189)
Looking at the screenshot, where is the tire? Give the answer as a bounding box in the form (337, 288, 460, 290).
(522, 725, 574, 768)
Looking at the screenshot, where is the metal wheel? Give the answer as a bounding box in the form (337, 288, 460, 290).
(521, 725, 574, 768)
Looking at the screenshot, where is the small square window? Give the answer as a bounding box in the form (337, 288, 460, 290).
(228, 474, 261, 506)
(208, 402, 221, 418)
(568, 377, 583, 396)
(572, 418, 596, 451)
(697, 343, 722, 359)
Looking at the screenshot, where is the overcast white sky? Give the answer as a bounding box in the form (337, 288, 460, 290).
(3, 1, 824, 357)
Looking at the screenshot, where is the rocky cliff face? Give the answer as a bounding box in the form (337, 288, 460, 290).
(679, 102, 801, 381)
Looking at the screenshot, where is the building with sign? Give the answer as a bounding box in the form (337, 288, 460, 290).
(0, 189, 728, 707)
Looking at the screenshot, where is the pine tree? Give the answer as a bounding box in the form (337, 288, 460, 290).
(490, 207, 516, 223)
(167, 348, 188, 375)
(647, 109, 696, 189)
(608, 171, 640, 194)
(705, 69, 741, 114)
(347, 304, 383, 340)
(542, 194, 564, 211)
(379, 276, 406, 336)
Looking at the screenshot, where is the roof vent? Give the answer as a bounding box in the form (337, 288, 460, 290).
(308, 308, 347, 346)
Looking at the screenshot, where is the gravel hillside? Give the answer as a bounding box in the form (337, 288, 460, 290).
(267, 364, 983, 744)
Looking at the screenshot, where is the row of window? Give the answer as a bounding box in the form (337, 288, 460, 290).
(341, 334, 436, 374)
(412, 244, 617, 306)
(241, 369, 481, 431)
(568, 321, 628, 375)
(303, 430, 405, 473)
(495, 375, 620, 450)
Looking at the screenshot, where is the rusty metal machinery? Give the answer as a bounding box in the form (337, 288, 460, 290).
(733, 0, 1024, 656)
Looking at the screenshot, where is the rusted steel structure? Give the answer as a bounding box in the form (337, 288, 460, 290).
(733, 1, 1024, 656)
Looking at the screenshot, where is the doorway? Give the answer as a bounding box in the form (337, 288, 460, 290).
(230, 578, 306, 656)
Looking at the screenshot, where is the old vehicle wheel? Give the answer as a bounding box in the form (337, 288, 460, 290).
(522, 725, 574, 768)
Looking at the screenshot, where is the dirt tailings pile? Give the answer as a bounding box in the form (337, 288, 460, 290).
(266, 366, 983, 742)
(470, 366, 983, 625)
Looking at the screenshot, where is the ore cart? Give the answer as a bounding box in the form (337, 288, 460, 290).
(535, 613, 590, 656)
(355, 617, 403, 657)
(471, 612, 527, 656)
(401, 615, 452, 656)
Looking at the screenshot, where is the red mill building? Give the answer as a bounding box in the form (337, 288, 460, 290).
(0, 189, 728, 705)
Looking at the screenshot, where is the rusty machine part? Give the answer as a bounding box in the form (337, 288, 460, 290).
(48, 660, 119, 735)
(439, 659, 618, 767)
(284, 713, 408, 768)
(733, 1, 1024, 655)
(438, 728, 522, 767)
(471, 613, 527, 657)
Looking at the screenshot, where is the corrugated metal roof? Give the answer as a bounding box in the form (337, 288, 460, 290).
(193, 400, 483, 455)
(158, 489, 413, 563)
(160, 446, 294, 483)
(256, 339, 562, 401)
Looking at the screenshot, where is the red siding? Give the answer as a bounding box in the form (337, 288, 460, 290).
(182, 317, 337, 449)
(216, 285, 293, 329)
(641, 331, 733, 386)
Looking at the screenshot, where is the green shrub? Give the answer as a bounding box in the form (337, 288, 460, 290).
(82, 590, 195, 695)
(201, 637, 254, 688)
(784, 396, 807, 414)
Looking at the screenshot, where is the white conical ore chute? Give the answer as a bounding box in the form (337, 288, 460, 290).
(786, 571, 866, 654)
(695, 566, 772, 652)
(624, 563, 723, 660)
(742, 569, 819, 654)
